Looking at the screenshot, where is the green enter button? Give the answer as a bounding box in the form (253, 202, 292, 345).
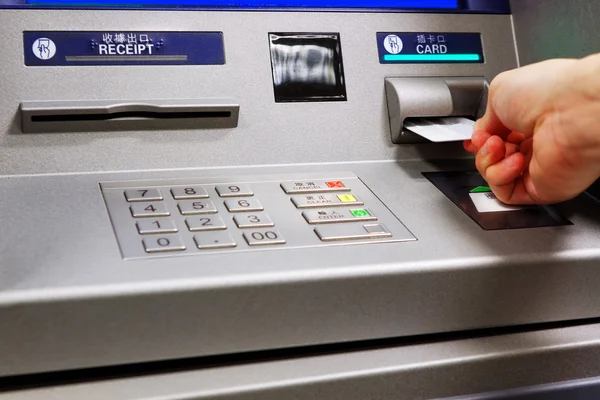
(350, 209, 371, 218)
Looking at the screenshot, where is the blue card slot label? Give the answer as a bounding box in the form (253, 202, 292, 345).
(377, 32, 484, 64)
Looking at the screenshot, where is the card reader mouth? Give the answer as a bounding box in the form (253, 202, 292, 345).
(384, 77, 488, 144)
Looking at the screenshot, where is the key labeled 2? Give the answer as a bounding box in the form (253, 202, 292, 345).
(186, 215, 227, 231)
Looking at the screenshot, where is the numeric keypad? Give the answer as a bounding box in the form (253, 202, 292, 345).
(101, 174, 412, 259)
(120, 183, 282, 254)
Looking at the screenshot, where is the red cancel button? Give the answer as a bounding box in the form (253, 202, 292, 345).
(325, 181, 345, 188)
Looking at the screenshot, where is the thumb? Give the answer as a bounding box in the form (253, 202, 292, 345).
(475, 96, 511, 138)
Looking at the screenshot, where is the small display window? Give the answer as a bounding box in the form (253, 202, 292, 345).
(269, 33, 347, 103)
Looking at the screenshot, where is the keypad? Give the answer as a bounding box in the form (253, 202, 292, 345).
(101, 173, 416, 259)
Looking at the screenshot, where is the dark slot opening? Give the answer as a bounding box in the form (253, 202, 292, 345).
(31, 110, 232, 123)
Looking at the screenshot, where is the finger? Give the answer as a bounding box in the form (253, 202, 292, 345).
(485, 152, 527, 187)
(519, 138, 534, 173)
(475, 135, 506, 180)
(505, 142, 519, 158)
(519, 137, 533, 156)
(498, 177, 540, 205)
(464, 140, 477, 153)
(471, 130, 492, 151)
(474, 99, 512, 138)
(507, 131, 527, 144)
(499, 163, 549, 205)
(485, 153, 530, 204)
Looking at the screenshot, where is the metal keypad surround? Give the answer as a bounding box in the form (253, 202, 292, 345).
(100, 172, 416, 259)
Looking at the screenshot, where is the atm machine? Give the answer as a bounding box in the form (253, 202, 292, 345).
(1, 0, 600, 398)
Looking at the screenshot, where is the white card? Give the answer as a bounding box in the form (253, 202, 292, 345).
(469, 192, 524, 213)
(404, 117, 476, 142)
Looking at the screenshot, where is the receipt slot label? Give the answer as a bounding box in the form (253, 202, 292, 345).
(23, 31, 225, 66)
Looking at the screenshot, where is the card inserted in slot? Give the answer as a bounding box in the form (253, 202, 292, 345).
(404, 117, 475, 142)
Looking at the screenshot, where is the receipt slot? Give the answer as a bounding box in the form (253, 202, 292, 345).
(385, 77, 488, 144)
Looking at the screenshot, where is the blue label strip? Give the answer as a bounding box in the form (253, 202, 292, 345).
(24, 31, 225, 66)
(377, 32, 484, 64)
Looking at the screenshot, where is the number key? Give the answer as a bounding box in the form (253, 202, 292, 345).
(171, 186, 209, 200)
(215, 184, 253, 198)
(224, 198, 264, 213)
(243, 230, 286, 246)
(143, 235, 186, 253)
(233, 212, 274, 228)
(186, 215, 227, 232)
(125, 189, 162, 202)
(178, 200, 218, 215)
(136, 219, 178, 235)
(130, 202, 170, 218)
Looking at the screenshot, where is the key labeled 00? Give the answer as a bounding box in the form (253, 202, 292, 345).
(251, 231, 278, 241)
(243, 230, 286, 246)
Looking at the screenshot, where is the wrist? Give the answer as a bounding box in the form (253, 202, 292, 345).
(576, 54, 600, 101)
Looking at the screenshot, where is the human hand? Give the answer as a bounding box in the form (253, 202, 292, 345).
(464, 55, 600, 205)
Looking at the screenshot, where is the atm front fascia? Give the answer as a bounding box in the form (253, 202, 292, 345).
(1, 0, 600, 398)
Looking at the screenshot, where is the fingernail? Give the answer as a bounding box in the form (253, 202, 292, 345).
(480, 143, 490, 157)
